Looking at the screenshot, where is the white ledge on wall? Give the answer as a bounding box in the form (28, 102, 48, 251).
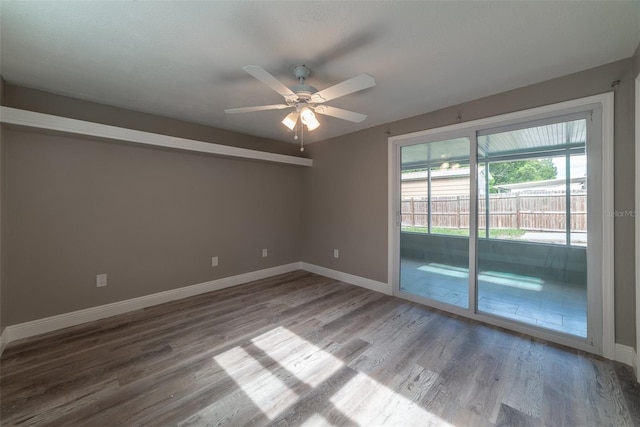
(0, 107, 313, 167)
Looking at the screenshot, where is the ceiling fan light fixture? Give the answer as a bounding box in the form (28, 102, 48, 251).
(226, 65, 375, 139)
(282, 111, 299, 130)
(300, 107, 320, 131)
(305, 117, 320, 131)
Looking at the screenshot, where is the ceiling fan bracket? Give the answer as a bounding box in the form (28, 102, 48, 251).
(292, 64, 311, 82)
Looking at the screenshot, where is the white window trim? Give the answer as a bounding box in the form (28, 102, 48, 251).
(388, 92, 614, 359)
(635, 73, 640, 381)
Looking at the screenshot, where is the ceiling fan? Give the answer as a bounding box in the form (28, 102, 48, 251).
(225, 65, 375, 150)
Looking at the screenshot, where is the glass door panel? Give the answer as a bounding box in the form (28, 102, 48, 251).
(399, 137, 471, 308)
(476, 119, 588, 337)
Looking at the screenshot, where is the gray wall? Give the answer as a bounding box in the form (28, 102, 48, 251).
(2, 90, 304, 325)
(634, 43, 640, 79)
(301, 58, 637, 347)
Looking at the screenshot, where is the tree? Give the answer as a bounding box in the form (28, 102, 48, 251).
(488, 159, 557, 193)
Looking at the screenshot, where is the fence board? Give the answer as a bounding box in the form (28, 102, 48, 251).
(401, 191, 586, 232)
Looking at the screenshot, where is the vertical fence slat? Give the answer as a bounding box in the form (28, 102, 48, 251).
(410, 198, 414, 227)
(401, 191, 586, 232)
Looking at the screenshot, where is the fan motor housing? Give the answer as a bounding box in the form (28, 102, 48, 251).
(291, 84, 318, 101)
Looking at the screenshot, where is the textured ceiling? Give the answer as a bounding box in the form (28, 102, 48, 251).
(1, 1, 639, 144)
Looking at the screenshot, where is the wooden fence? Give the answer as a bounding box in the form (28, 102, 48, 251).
(401, 191, 587, 232)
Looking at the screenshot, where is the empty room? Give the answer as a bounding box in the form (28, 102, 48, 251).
(1, 1, 640, 426)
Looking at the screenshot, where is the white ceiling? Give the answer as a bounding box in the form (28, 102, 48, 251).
(1, 1, 639, 144)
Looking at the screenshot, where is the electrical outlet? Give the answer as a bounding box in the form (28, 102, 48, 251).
(96, 273, 107, 287)
(212, 256, 219, 267)
(333, 249, 339, 259)
(262, 248, 268, 258)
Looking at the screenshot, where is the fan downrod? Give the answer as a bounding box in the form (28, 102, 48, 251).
(290, 65, 317, 100)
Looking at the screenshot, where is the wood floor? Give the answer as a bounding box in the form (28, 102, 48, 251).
(1, 270, 639, 426)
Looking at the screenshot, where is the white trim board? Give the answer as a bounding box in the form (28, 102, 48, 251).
(4, 263, 300, 344)
(388, 92, 615, 360)
(300, 262, 392, 295)
(615, 344, 636, 369)
(635, 73, 640, 382)
(3, 262, 388, 346)
(0, 328, 7, 357)
(0, 107, 313, 167)
(1, 262, 634, 367)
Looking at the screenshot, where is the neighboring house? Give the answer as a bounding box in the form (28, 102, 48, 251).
(401, 167, 488, 198)
(493, 176, 586, 193)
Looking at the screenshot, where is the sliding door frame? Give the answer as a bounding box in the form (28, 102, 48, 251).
(388, 92, 614, 358)
(635, 73, 640, 380)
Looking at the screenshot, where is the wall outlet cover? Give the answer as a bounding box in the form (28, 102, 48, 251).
(96, 274, 107, 287)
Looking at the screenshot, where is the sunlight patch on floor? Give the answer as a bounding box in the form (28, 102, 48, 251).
(213, 346, 297, 419)
(479, 271, 544, 291)
(417, 263, 543, 291)
(418, 263, 469, 279)
(330, 372, 452, 426)
(251, 326, 344, 387)
(299, 413, 333, 426)
(206, 326, 454, 425)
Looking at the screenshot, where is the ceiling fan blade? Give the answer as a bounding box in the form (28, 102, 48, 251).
(310, 73, 375, 103)
(243, 65, 298, 102)
(314, 105, 367, 122)
(225, 104, 291, 114)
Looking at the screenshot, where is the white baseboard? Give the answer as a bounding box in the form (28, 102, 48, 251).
(615, 343, 636, 368)
(4, 261, 633, 376)
(0, 327, 7, 356)
(5, 263, 301, 344)
(300, 262, 391, 295)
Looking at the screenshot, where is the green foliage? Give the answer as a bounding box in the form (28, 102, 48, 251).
(488, 159, 557, 193)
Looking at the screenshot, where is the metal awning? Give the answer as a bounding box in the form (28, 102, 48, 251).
(401, 119, 586, 170)
(478, 119, 586, 160)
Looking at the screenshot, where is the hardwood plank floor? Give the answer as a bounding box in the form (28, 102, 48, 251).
(1, 270, 639, 426)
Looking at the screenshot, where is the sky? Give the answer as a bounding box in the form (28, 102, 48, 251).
(553, 154, 586, 179)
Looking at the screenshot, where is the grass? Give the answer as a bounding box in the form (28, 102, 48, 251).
(401, 226, 526, 239)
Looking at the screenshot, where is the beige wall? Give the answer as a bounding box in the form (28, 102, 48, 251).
(2, 91, 304, 325)
(301, 58, 637, 347)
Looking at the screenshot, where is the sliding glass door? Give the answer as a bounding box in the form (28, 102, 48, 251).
(391, 99, 608, 355)
(476, 117, 591, 337)
(399, 137, 471, 308)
